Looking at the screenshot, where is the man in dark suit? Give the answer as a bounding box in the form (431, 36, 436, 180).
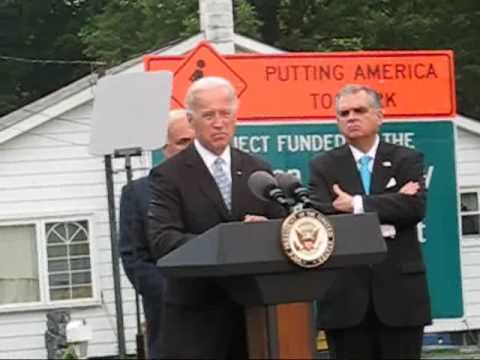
(309, 84, 431, 359)
(148, 76, 285, 359)
(119, 109, 194, 359)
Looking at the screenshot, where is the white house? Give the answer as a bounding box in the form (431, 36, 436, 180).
(1, 3, 479, 359)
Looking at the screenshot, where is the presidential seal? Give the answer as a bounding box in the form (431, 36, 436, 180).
(281, 209, 335, 268)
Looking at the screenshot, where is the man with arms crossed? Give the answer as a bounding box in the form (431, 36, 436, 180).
(148, 76, 284, 359)
(309, 84, 431, 359)
(119, 109, 194, 359)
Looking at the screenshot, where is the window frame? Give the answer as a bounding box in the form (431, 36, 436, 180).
(0, 214, 99, 312)
(460, 188, 480, 239)
(45, 219, 94, 302)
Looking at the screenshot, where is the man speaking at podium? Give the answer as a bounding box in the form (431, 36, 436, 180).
(309, 84, 431, 359)
(148, 76, 284, 359)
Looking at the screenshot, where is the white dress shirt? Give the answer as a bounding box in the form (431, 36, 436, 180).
(194, 139, 232, 183)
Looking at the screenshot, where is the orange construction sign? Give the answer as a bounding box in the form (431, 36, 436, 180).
(144, 42, 456, 121)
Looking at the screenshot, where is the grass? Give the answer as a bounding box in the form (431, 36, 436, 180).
(422, 346, 480, 359)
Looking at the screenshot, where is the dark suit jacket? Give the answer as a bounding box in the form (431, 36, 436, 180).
(309, 141, 431, 329)
(148, 144, 285, 359)
(119, 177, 164, 359)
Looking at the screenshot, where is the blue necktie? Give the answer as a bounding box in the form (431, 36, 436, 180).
(359, 155, 372, 195)
(212, 157, 231, 210)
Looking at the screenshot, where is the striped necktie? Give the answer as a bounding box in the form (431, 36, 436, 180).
(212, 157, 231, 210)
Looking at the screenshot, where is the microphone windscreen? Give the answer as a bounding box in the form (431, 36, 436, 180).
(248, 170, 278, 201)
(275, 172, 302, 198)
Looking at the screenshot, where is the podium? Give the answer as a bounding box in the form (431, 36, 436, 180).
(157, 213, 386, 359)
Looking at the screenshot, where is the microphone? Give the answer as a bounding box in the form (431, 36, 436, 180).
(248, 170, 289, 207)
(275, 172, 312, 208)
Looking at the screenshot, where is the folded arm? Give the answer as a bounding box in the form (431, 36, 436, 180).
(308, 159, 337, 215)
(363, 152, 426, 227)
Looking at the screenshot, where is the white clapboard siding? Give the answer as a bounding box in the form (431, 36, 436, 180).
(457, 162, 480, 176)
(2, 349, 48, 360)
(456, 174, 480, 189)
(0, 312, 47, 358)
(0, 145, 93, 162)
(101, 287, 137, 304)
(0, 101, 149, 359)
(457, 128, 480, 187)
(100, 272, 139, 291)
(0, 172, 106, 190)
(462, 265, 480, 280)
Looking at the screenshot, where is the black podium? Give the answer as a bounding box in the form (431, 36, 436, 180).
(157, 213, 387, 359)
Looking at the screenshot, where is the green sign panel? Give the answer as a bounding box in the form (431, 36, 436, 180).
(233, 120, 462, 319)
(153, 120, 462, 318)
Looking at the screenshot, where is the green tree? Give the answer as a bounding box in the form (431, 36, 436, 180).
(234, 0, 262, 39)
(247, 0, 280, 44)
(79, 0, 261, 65)
(79, 0, 199, 66)
(0, 0, 107, 117)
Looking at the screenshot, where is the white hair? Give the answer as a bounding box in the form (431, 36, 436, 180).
(167, 109, 188, 126)
(335, 84, 382, 112)
(166, 109, 188, 143)
(184, 76, 238, 112)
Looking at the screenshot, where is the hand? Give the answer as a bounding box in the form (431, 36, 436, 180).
(244, 214, 268, 223)
(332, 184, 353, 213)
(399, 181, 420, 195)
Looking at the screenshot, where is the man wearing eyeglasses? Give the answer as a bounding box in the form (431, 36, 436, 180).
(309, 84, 431, 359)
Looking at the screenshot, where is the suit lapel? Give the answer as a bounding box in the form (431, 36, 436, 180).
(230, 149, 245, 220)
(336, 145, 365, 195)
(184, 145, 232, 220)
(371, 141, 394, 194)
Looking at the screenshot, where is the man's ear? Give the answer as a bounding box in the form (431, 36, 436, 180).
(162, 144, 170, 159)
(376, 109, 384, 126)
(232, 100, 240, 120)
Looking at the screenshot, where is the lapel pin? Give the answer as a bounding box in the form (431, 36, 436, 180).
(382, 161, 392, 167)
(236, 170, 243, 176)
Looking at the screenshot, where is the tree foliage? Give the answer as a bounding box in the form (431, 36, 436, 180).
(0, 0, 109, 116)
(79, 0, 200, 65)
(1, 0, 479, 119)
(79, 0, 261, 65)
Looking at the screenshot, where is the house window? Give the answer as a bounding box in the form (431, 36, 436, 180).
(46, 221, 93, 301)
(0, 217, 95, 309)
(460, 191, 480, 236)
(0, 225, 40, 305)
